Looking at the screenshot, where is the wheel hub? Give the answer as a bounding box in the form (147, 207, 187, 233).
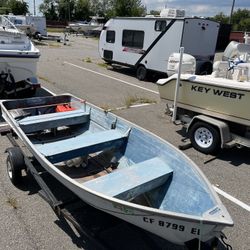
(7, 161, 12, 179)
(194, 127, 213, 148)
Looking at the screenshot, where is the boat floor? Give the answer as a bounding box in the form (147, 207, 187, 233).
(54, 151, 151, 207)
(54, 150, 116, 183)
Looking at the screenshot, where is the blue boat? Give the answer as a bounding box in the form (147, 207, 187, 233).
(1, 94, 233, 246)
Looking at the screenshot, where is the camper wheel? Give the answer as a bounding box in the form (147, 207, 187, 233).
(196, 62, 213, 75)
(6, 147, 25, 186)
(136, 65, 147, 81)
(189, 122, 220, 154)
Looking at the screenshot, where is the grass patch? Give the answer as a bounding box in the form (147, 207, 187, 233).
(124, 95, 156, 108)
(32, 40, 48, 46)
(97, 62, 109, 68)
(83, 57, 92, 63)
(48, 42, 61, 48)
(38, 75, 55, 85)
(6, 197, 19, 209)
(47, 27, 65, 33)
(38, 75, 50, 83)
(100, 104, 112, 112)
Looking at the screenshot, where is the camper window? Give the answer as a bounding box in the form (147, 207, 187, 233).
(106, 30, 115, 43)
(122, 30, 144, 49)
(155, 21, 166, 31)
(14, 20, 23, 25)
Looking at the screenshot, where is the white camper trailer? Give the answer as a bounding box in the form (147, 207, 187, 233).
(26, 16, 47, 37)
(99, 16, 219, 80)
(6, 15, 47, 37)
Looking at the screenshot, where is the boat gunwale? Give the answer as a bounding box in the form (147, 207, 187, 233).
(158, 73, 250, 92)
(0, 93, 233, 226)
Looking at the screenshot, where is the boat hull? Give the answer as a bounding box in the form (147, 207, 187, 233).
(0, 54, 39, 83)
(51, 169, 225, 245)
(158, 74, 250, 126)
(69, 24, 102, 33)
(0, 22, 40, 83)
(1, 94, 233, 246)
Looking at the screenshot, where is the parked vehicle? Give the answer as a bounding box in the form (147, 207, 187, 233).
(99, 9, 219, 80)
(157, 38, 250, 154)
(5, 14, 47, 37)
(68, 16, 104, 34)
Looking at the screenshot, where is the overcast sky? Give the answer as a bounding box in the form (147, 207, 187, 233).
(27, 0, 249, 17)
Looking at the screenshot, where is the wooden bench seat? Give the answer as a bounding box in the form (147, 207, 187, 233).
(18, 110, 90, 133)
(35, 129, 128, 163)
(83, 157, 173, 201)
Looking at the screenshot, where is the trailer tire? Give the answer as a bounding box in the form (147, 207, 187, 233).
(136, 65, 147, 81)
(6, 147, 25, 186)
(34, 32, 41, 40)
(189, 122, 220, 154)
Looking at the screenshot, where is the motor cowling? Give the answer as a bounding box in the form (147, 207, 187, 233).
(167, 53, 196, 76)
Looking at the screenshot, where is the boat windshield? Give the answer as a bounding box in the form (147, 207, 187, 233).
(0, 15, 18, 31)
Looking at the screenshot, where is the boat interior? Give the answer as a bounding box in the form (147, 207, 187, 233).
(3, 95, 216, 216)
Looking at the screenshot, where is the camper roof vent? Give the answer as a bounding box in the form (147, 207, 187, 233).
(160, 8, 185, 18)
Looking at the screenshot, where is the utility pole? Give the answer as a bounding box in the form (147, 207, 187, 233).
(229, 0, 235, 24)
(33, 0, 36, 16)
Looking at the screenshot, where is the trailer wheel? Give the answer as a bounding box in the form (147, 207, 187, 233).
(34, 32, 41, 40)
(189, 122, 220, 154)
(6, 147, 25, 186)
(136, 65, 147, 81)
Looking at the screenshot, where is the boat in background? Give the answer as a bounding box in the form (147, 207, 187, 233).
(1, 94, 233, 247)
(157, 38, 250, 153)
(157, 41, 250, 126)
(0, 15, 40, 97)
(4, 14, 36, 36)
(68, 16, 104, 34)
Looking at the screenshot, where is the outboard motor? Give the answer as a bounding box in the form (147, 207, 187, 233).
(167, 53, 196, 76)
(0, 70, 16, 96)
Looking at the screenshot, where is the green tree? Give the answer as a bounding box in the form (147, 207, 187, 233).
(237, 18, 250, 31)
(39, 0, 58, 20)
(6, 0, 29, 15)
(211, 12, 229, 24)
(57, 0, 75, 21)
(231, 8, 250, 31)
(74, 0, 91, 20)
(212, 8, 250, 31)
(149, 10, 160, 16)
(111, 0, 146, 17)
(39, 0, 146, 20)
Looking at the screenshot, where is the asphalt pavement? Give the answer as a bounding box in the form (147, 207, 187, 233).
(0, 33, 249, 250)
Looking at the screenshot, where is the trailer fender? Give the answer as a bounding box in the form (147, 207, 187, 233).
(187, 115, 232, 148)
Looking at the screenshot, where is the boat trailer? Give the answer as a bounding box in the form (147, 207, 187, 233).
(0, 124, 200, 250)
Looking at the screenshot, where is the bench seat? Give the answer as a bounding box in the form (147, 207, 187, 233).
(35, 129, 128, 163)
(83, 157, 173, 201)
(18, 110, 90, 133)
